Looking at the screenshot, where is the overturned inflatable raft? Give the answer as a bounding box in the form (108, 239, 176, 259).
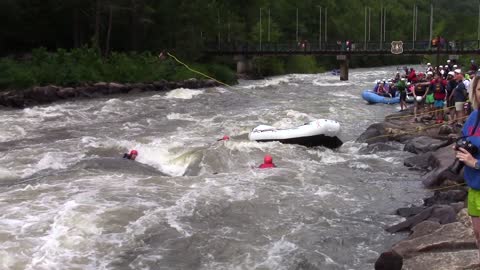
(248, 119, 342, 149)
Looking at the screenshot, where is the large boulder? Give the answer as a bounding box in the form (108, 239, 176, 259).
(403, 136, 450, 154)
(57, 87, 76, 99)
(107, 82, 128, 95)
(25, 85, 59, 103)
(404, 152, 433, 170)
(356, 123, 388, 144)
(386, 205, 457, 233)
(393, 222, 476, 258)
(408, 220, 442, 239)
(358, 142, 399, 154)
(423, 189, 467, 207)
(422, 144, 464, 187)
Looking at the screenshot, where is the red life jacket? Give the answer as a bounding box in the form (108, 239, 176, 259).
(433, 82, 446, 100)
(259, 163, 276, 169)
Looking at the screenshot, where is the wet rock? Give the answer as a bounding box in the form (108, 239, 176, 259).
(457, 208, 473, 228)
(26, 85, 59, 103)
(393, 222, 476, 258)
(396, 206, 427, 218)
(408, 220, 441, 239)
(404, 152, 433, 170)
(438, 124, 455, 135)
(358, 142, 398, 154)
(403, 136, 450, 154)
(356, 123, 388, 144)
(153, 80, 168, 90)
(0, 79, 219, 108)
(423, 190, 467, 207)
(107, 82, 127, 94)
(57, 87, 76, 99)
(402, 249, 479, 270)
(422, 144, 464, 188)
(374, 250, 403, 270)
(386, 205, 457, 233)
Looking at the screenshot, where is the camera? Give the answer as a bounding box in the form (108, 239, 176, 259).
(449, 139, 479, 174)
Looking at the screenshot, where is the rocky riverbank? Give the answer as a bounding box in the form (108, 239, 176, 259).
(0, 78, 220, 108)
(359, 110, 480, 270)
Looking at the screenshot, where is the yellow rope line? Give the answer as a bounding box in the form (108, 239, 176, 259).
(427, 182, 466, 191)
(386, 105, 456, 120)
(166, 52, 231, 88)
(365, 115, 469, 142)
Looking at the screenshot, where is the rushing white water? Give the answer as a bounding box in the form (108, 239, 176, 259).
(0, 66, 427, 270)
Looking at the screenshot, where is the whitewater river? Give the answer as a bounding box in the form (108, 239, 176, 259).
(0, 67, 428, 270)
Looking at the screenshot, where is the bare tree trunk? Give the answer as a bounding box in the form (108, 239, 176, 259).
(94, 0, 102, 52)
(105, 5, 113, 56)
(131, 0, 138, 51)
(73, 7, 80, 48)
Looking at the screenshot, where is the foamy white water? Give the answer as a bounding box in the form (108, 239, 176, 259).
(0, 66, 426, 270)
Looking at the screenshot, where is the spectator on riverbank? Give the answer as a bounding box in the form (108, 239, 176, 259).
(454, 74, 480, 256)
(449, 70, 468, 126)
(446, 71, 458, 122)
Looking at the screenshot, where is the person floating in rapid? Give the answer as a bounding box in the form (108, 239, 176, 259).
(259, 154, 276, 169)
(123, 150, 138, 160)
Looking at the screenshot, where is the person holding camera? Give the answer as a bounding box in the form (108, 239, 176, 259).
(455, 73, 480, 254)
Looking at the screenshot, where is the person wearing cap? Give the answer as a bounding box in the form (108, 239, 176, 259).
(259, 154, 276, 169)
(446, 71, 458, 122)
(217, 135, 230, 141)
(123, 150, 138, 160)
(449, 69, 468, 126)
(426, 63, 433, 73)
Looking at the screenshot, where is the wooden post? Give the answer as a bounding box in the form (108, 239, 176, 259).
(337, 55, 348, 81)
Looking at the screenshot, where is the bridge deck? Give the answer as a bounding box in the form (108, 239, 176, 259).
(204, 40, 480, 56)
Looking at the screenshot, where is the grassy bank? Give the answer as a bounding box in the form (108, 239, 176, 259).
(0, 47, 238, 90)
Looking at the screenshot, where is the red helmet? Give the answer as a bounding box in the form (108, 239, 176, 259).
(264, 155, 273, 164)
(222, 135, 230, 140)
(130, 150, 138, 155)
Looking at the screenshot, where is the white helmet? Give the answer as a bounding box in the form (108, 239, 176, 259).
(375, 79, 380, 84)
(447, 59, 451, 63)
(427, 63, 431, 66)
(453, 64, 458, 68)
(416, 96, 423, 102)
(439, 65, 443, 68)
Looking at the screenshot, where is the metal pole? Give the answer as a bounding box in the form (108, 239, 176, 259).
(259, 8, 262, 50)
(319, 6, 322, 49)
(412, 4, 415, 48)
(383, 7, 386, 42)
(217, 9, 220, 45)
(268, 8, 271, 42)
(415, 5, 418, 44)
(364, 6, 367, 50)
(325, 7, 328, 43)
(296, 8, 299, 42)
(429, 1, 433, 49)
(380, 5, 383, 49)
(478, 0, 480, 43)
(368, 7, 371, 42)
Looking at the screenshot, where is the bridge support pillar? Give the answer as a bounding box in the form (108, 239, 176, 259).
(337, 55, 349, 81)
(234, 55, 253, 76)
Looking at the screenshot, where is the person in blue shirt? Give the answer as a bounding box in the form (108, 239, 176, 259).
(456, 73, 480, 254)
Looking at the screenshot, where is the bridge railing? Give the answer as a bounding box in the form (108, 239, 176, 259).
(204, 40, 480, 54)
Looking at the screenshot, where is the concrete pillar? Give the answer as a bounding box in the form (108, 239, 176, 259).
(337, 55, 349, 81)
(234, 55, 253, 75)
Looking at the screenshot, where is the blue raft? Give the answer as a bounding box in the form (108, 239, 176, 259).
(362, 90, 400, 104)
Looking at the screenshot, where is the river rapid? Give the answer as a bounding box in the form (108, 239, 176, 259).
(0, 66, 427, 270)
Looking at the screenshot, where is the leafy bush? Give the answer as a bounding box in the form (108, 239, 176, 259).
(285, 55, 321, 74)
(0, 47, 237, 90)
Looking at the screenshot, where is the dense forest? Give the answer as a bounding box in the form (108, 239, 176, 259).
(0, 0, 479, 88)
